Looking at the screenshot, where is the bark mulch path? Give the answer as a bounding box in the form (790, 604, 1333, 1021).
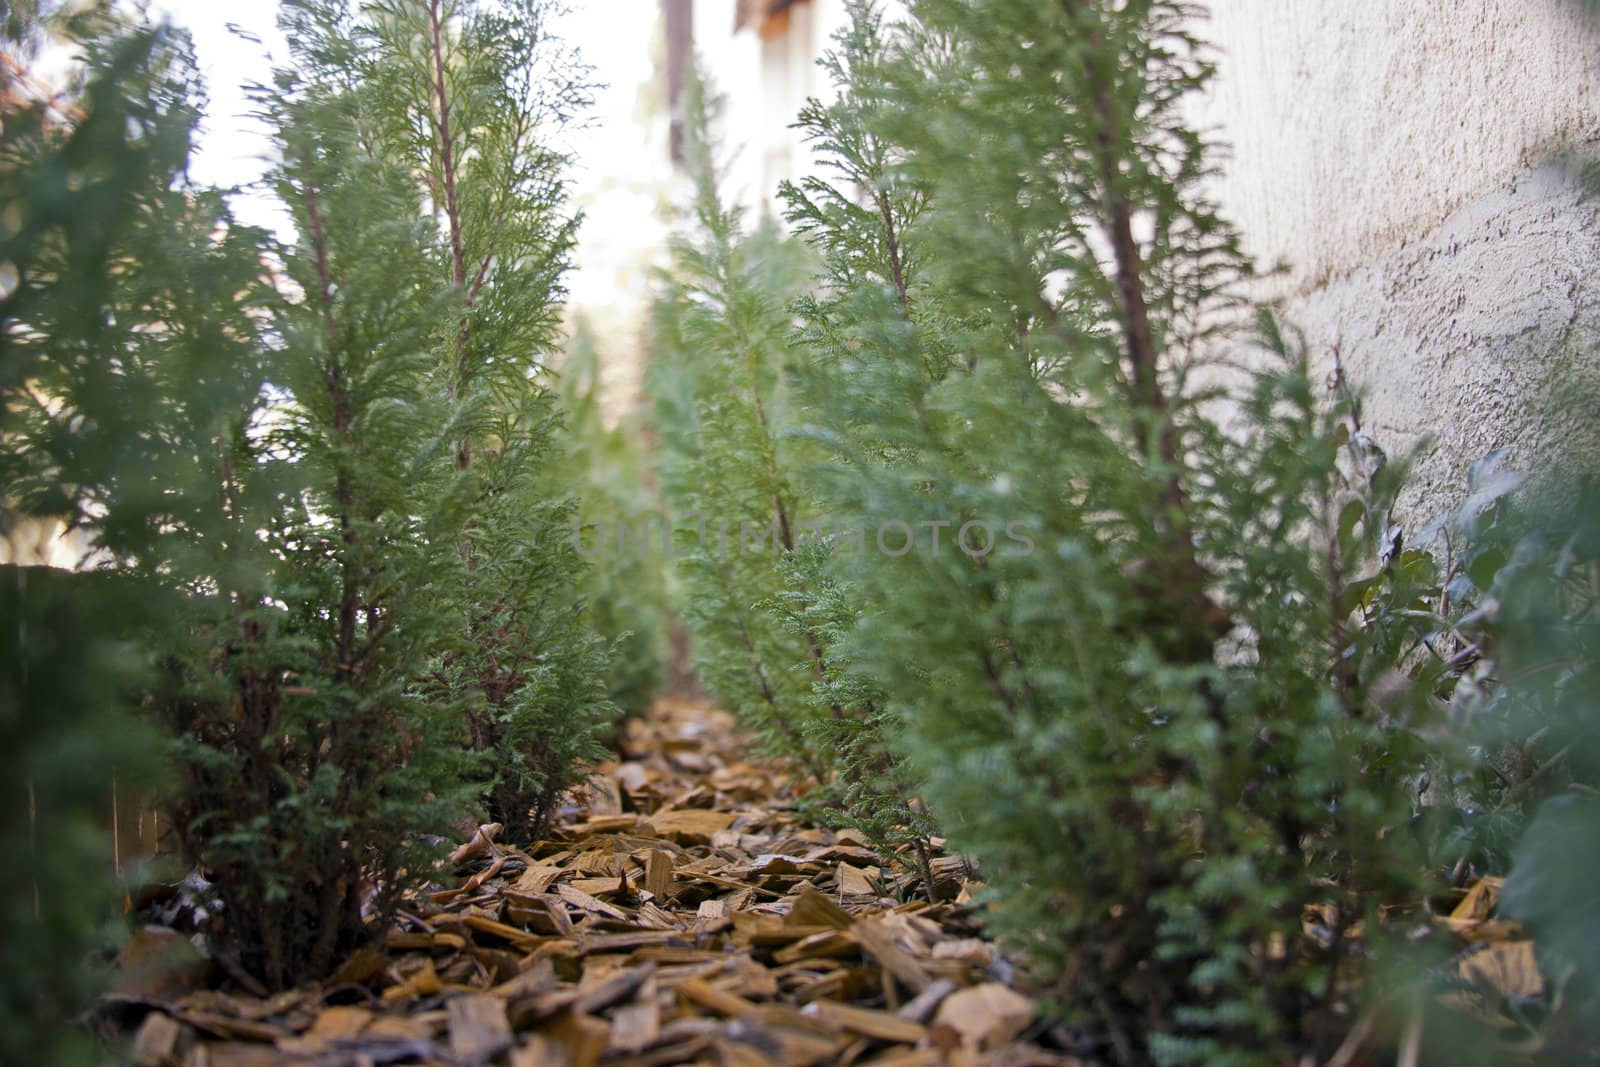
(108, 697, 1081, 1067)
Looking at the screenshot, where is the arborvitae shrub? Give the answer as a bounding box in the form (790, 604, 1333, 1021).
(348, 0, 616, 841)
(560, 320, 669, 716)
(647, 73, 938, 882)
(128, 1, 472, 988)
(780, 2, 1442, 1061)
(647, 74, 833, 768)
(1, 15, 244, 1032)
(2, 0, 611, 992)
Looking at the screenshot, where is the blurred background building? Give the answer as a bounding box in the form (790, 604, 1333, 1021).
(564, 0, 896, 422)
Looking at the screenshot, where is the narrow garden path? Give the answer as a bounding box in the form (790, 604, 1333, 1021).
(113, 698, 1072, 1067)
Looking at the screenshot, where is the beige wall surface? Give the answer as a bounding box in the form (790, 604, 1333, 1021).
(1195, 1, 1600, 288)
(1192, 1, 1600, 520)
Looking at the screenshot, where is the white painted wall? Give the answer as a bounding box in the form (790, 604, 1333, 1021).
(691, 0, 764, 212)
(1191, 0, 1600, 519)
(1194, 1, 1600, 290)
(701, 0, 895, 217)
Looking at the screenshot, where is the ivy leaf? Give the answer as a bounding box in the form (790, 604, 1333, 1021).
(1455, 448, 1526, 540)
(1337, 498, 1365, 557)
(1499, 792, 1600, 983)
(1466, 545, 1507, 594)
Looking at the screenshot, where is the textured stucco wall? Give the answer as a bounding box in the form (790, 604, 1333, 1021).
(1285, 159, 1600, 521)
(1192, 0, 1600, 521)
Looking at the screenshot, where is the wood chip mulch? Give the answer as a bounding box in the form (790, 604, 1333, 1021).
(106, 697, 1080, 1067)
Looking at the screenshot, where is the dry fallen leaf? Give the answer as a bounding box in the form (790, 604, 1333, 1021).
(1460, 939, 1544, 1001)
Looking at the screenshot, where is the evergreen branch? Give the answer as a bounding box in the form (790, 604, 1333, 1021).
(296, 163, 360, 682)
(1066, 0, 1225, 658)
(714, 244, 839, 699)
(728, 594, 828, 782)
(299, 172, 339, 351)
(466, 108, 532, 305)
(426, 0, 466, 295)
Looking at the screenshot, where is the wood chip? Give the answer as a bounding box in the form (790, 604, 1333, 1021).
(568, 814, 642, 835)
(931, 982, 1034, 1050)
(810, 1000, 927, 1044)
(895, 978, 958, 1023)
(548, 1010, 611, 1067)
(513, 863, 565, 895)
(464, 914, 546, 949)
(836, 863, 876, 899)
(126, 698, 1054, 1067)
(788, 886, 854, 930)
(305, 1006, 372, 1040)
(647, 809, 736, 844)
(557, 882, 630, 922)
(448, 995, 512, 1066)
(573, 962, 658, 1015)
(175, 1010, 286, 1044)
(382, 958, 442, 1001)
(727, 1005, 848, 1066)
(853, 919, 931, 994)
(677, 977, 759, 1018)
(606, 977, 661, 1053)
(614, 762, 651, 794)
(645, 849, 676, 900)
(131, 1011, 181, 1067)
(772, 930, 859, 964)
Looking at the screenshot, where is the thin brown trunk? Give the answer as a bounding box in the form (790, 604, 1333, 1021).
(875, 191, 909, 309)
(745, 337, 835, 694)
(1088, 71, 1181, 505)
(427, 0, 466, 295)
(768, 484, 833, 687)
(302, 174, 360, 677)
(426, 0, 473, 470)
(1072, 7, 1221, 655)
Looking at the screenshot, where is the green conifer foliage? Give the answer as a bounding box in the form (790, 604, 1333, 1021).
(348, 0, 615, 840)
(647, 73, 831, 770)
(0, 569, 158, 1065)
(8, 0, 476, 991)
(1437, 468, 1600, 1056)
(131, 0, 480, 989)
(560, 319, 668, 716)
(780, 2, 1438, 1060)
(648, 70, 939, 890)
(0, 25, 183, 1052)
(3, 0, 613, 992)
